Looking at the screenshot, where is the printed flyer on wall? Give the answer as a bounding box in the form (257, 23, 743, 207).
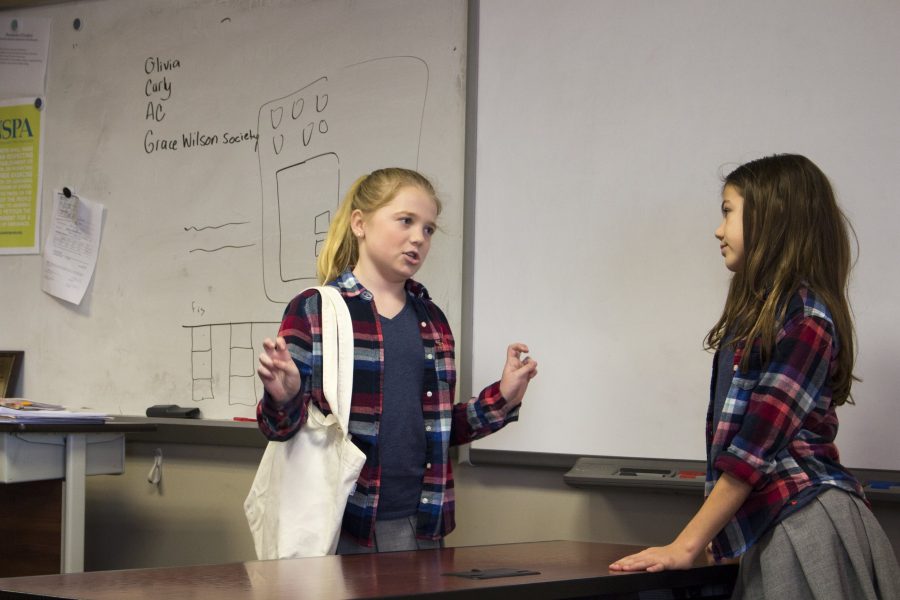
(0, 98, 42, 254)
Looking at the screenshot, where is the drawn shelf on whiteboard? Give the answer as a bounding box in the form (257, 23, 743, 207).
(183, 321, 278, 406)
(180, 56, 430, 412)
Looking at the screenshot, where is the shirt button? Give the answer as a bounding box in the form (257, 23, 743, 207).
(361, 290, 373, 301)
(425, 425, 432, 432)
(421, 497, 429, 504)
(420, 321, 427, 328)
(426, 463, 432, 469)
(426, 353, 433, 360)
(426, 391, 433, 397)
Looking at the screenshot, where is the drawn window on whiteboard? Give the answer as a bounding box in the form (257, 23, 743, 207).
(275, 153, 339, 284)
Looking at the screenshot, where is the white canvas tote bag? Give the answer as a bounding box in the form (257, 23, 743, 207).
(244, 286, 366, 559)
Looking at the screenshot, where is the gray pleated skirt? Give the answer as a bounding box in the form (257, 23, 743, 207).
(731, 487, 900, 600)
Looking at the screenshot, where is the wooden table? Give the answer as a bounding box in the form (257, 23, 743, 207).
(0, 540, 737, 599)
(0, 422, 155, 575)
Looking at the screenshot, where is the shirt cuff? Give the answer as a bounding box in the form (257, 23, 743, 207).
(713, 452, 765, 488)
(258, 389, 304, 438)
(482, 381, 521, 419)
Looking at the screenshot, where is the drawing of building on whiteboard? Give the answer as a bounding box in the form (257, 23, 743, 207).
(186, 56, 430, 412)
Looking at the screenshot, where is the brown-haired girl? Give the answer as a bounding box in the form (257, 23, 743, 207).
(611, 155, 899, 599)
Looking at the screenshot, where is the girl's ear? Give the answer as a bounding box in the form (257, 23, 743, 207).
(350, 209, 365, 239)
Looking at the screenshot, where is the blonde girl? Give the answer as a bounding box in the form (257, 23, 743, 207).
(256, 168, 538, 553)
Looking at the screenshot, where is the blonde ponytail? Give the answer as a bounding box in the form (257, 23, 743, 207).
(316, 175, 366, 284)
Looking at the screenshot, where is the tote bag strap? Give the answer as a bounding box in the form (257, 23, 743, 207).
(315, 286, 354, 433)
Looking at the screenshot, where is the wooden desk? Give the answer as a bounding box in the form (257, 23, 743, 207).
(0, 540, 737, 599)
(0, 422, 155, 575)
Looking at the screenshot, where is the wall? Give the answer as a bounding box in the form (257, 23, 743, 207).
(85, 442, 262, 569)
(83, 443, 900, 571)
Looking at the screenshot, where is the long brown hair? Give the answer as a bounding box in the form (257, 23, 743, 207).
(705, 154, 857, 405)
(316, 168, 441, 285)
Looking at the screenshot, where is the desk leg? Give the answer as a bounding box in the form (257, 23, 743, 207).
(63, 433, 86, 573)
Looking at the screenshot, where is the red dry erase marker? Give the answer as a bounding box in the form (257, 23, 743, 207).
(233, 417, 256, 422)
(677, 470, 705, 479)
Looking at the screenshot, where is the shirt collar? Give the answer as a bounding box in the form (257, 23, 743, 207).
(333, 268, 431, 301)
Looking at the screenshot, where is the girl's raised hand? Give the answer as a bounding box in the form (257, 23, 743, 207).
(257, 336, 301, 404)
(499, 343, 538, 407)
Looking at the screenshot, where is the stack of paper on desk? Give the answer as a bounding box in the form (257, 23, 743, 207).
(1, 399, 65, 411)
(0, 400, 109, 424)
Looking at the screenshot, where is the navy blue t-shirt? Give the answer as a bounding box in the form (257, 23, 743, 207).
(376, 299, 426, 520)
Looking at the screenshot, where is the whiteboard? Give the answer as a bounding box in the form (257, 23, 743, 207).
(0, 0, 467, 419)
(470, 0, 900, 470)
